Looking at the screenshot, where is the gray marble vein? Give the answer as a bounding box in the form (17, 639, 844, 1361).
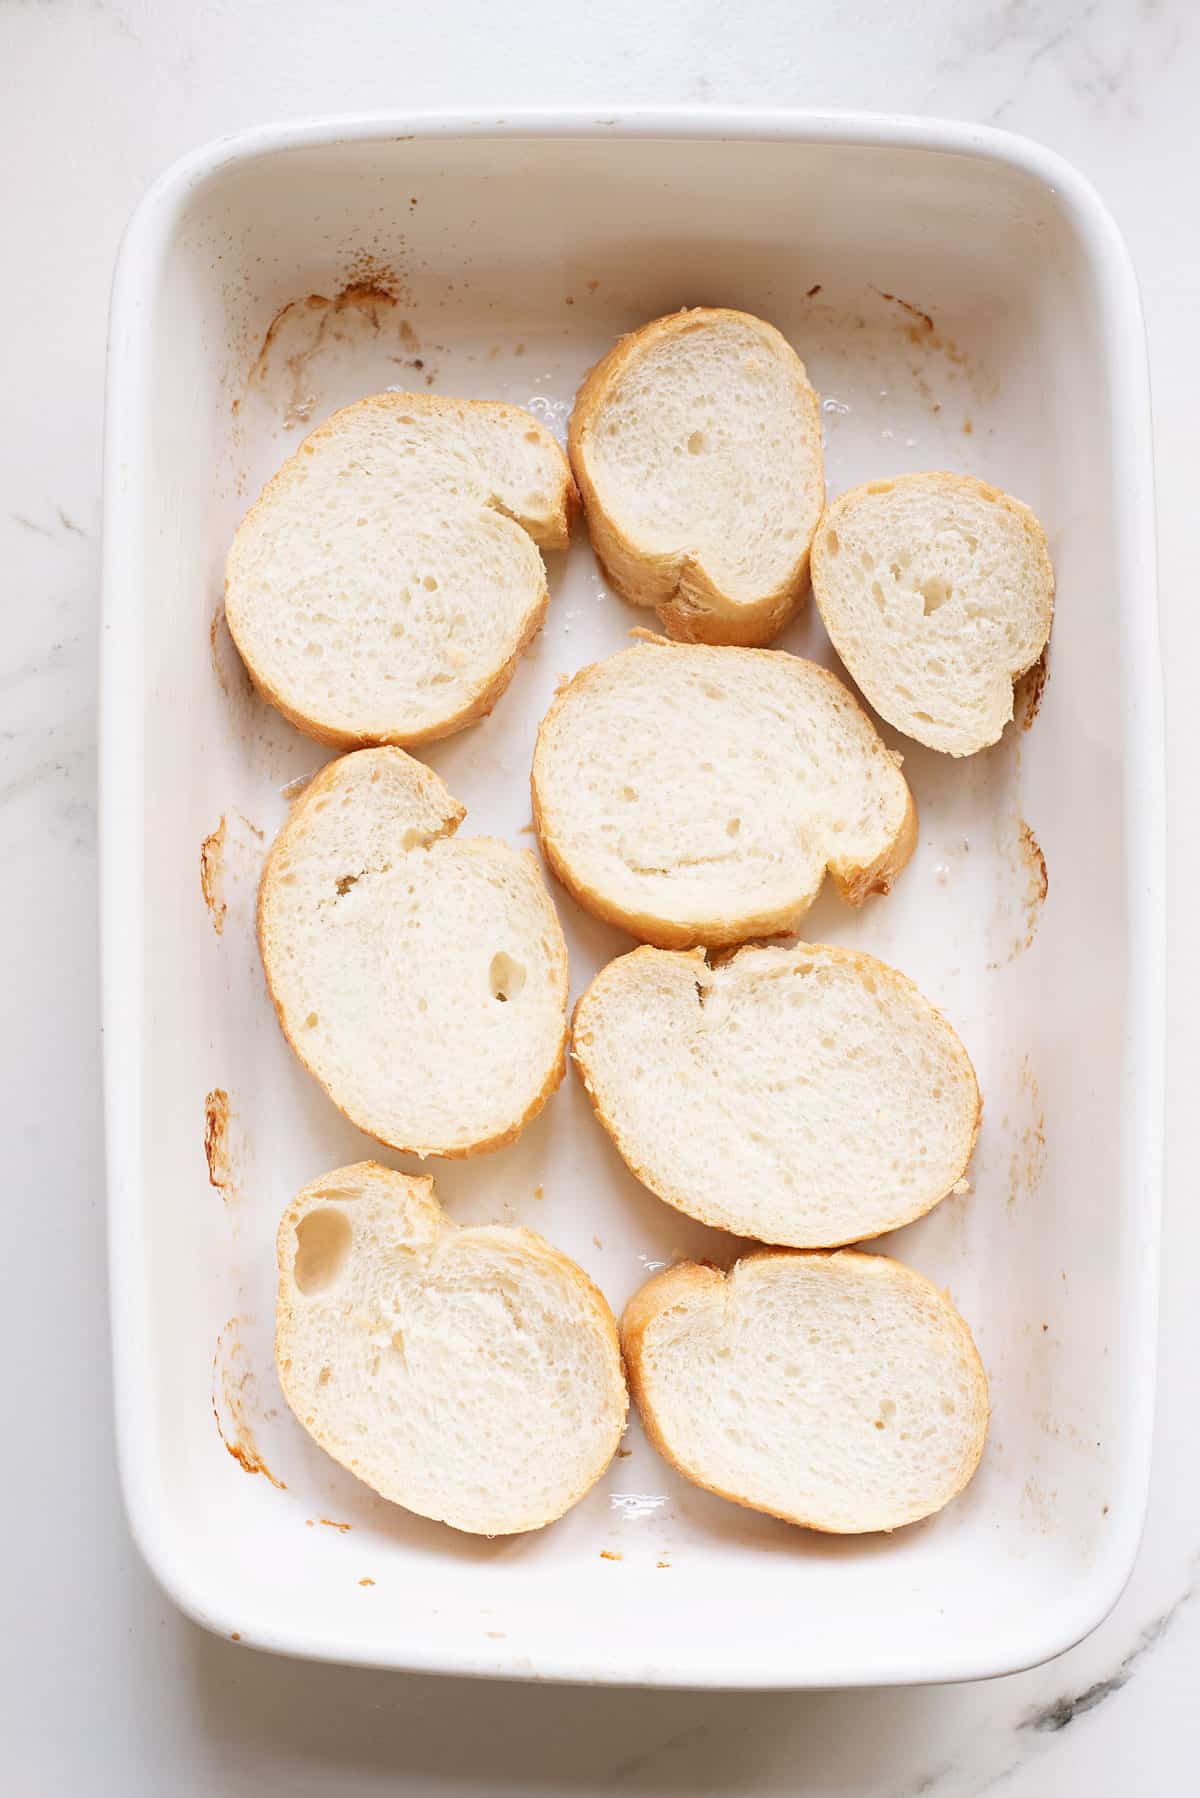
(1021, 1563, 1198, 1734)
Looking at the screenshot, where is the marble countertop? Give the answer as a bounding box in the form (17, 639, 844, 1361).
(3, 1, 1196, 1791)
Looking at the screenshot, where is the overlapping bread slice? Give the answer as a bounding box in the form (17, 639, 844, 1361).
(573, 942, 980, 1246)
(531, 637, 916, 949)
(622, 1250, 989, 1533)
(569, 308, 824, 646)
(277, 1162, 627, 1535)
(226, 392, 575, 747)
(811, 471, 1054, 754)
(259, 747, 568, 1157)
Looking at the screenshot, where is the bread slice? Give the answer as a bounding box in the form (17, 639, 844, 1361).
(225, 392, 575, 748)
(569, 309, 824, 646)
(573, 942, 980, 1247)
(258, 747, 568, 1157)
(811, 472, 1054, 755)
(622, 1250, 988, 1533)
(276, 1162, 627, 1535)
(531, 637, 916, 949)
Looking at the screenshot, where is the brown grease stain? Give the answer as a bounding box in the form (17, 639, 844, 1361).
(1017, 820, 1049, 952)
(209, 606, 224, 685)
(247, 258, 423, 426)
(873, 287, 935, 335)
(200, 817, 227, 934)
(1008, 1057, 1047, 1210)
(990, 813, 1049, 966)
(212, 1322, 286, 1489)
(204, 1089, 233, 1199)
(599, 1550, 622, 1562)
(872, 287, 972, 375)
(1018, 647, 1050, 733)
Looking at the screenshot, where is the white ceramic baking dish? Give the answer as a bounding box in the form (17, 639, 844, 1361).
(101, 110, 1162, 1688)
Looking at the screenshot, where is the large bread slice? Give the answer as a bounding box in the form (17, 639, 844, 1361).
(276, 1162, 627, 1535)
(811, 472, 1054, 755)
(622, 1250, 988, 1533)
(569, 309, 824, 646)
(258, 747, 568, 1157)
(573, 942, 980, 1246)
(531, 638, 916, 949)
(226, 392, 575, 748)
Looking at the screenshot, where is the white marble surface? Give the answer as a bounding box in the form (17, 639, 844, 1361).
(2, 1, 1197, 1790)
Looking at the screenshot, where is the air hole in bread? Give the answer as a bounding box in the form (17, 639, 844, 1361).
(687, 431, 707, 456)
(317, 1365, 332, 1386)
(305, 1012, 319, 1028)
(524, 429, 540, 444)
(920, 577, 953, 615)
(423, 575, 439, 591)
(824, 530, 840, 557)
(726, 817, 741, 837)
(294, 1207, 353, 1296)
(490, 951, 526, 1003)
(870, 580, 885, 611)
(335, 873, 359, 897)
(620, 785, 638, 802)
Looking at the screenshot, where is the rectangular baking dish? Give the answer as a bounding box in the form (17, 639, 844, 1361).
(101, 110, 1162, 1687)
